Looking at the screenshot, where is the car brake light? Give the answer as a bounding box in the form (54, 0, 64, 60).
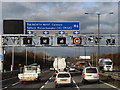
(19, 79, 23, 81)
(70, 78, 72, 82)
(34, 79, 37, 81)
(53, 73, 56, 75)
(98, 74, 99, 78)
(55, 78, 57, 83)
(84, 74, 85, 78)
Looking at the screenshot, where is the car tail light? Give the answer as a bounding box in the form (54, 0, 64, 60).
(84, 74, 85, 78)
(19, 79, 23, 81)
(55, 78, 57, 83)
(98, 74, 99, 78)
(70, 78, 72, 83)
(34, 79, 37, 81)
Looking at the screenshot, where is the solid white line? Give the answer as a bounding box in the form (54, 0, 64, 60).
(73, 79, 80, 90)
(101, 81, 120, 90)
(12, 82, 20, 86)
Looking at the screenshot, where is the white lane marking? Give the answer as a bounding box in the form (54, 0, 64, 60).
(73, 79, 80, 90)
(101, 81, 120, 90)
(39, 76, 53, 90)
(40, 85, 44, 90)
(12, 82, 20, 86)
(2, 86, 8, 90)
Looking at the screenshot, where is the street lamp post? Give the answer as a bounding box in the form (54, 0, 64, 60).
(85, 12, 113, 67)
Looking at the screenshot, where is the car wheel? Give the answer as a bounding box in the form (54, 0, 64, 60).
(97, 80, 100, 84)
(82, 79, 86, 84)
(55, 85, 58, 88)
(21, 81, 24, 84)
(38, 78, 41, 82)
(70, 83, 73, 87)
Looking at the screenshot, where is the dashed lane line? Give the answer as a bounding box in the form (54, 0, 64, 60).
(2, 86, 8, 90)
(12, 82, 21, 86)
(73, 79, 80, 90)
(39, 76, 53, 90)
(40, 85, 45, 90)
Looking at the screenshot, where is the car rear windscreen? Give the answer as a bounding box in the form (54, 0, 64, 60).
(86, 68, 97, 73)
(58, 74, 70, 78)
(105, 62, 112, 65)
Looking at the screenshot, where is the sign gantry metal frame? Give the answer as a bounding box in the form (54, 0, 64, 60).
(1, 34, 120, 47)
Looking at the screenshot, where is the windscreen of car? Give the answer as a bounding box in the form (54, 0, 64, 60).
(86, 68, 97, 73)
(58, 74, 70, 78)
(27, 66, 37, 70)
(105, 62, 112, 65)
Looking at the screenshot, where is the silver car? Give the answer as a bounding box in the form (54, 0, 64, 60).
(55, 72, 73, 88)
(82, 67, 100, 84)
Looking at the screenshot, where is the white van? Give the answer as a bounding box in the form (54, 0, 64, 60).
(82, 67, 100, 84)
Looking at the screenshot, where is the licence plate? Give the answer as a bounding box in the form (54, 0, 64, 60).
(87, 75, 92, 77)
(26, 79, 31, 81)
(61, 79, 67, 81)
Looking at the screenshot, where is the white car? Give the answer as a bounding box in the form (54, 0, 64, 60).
(82, 67, 100, 84)
(69, 67, 75, 72)
(55, 72, 73, 88)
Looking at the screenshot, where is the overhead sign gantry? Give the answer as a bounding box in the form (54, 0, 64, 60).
(1, 20, 119, 47)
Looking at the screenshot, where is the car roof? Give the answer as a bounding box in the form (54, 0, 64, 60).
(58, 72, 70, 74)
(85, 67, 98, 69)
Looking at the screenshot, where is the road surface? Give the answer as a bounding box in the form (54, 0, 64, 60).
(2, 70, 119, 90)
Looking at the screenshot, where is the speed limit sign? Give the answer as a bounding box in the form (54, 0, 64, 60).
(73, 37, 82, 45)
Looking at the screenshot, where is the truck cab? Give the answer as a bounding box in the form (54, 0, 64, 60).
(99, 58, 113, 71)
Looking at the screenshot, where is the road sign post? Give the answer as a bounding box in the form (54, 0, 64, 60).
(0, 35, 3, 72)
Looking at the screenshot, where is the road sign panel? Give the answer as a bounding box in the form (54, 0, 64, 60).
(23, 38, 32, 44)
(43, 31, 49, 35)
(73, 37, 82, 44)
(0, 55, 3, 61)
(27, 31, 33, 34)
(58, 31, 65, 35)
(40, 37, 49, 44)
(26, 21, 80, 31)
(57, 37, 66, 44)
(73, 31, 80, 34)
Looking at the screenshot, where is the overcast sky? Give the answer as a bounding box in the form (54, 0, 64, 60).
(0, 1, 119, 57)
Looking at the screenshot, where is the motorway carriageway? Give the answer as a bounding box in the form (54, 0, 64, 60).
(1, 70, 119, 90)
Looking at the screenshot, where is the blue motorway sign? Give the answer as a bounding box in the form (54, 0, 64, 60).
(59, 31, 65, 35)
(43, 31, 49, 35)
(26, 21, 80, 31)
(73, 31, 80, 34)
(0, 55, 3, 61)
(27, 31, 33, 34)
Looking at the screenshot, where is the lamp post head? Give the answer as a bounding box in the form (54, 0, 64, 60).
(85, 13, 88, 14)
(109, 12, 114, 14)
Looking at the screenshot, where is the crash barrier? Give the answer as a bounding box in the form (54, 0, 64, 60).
(100, 72, 120, 89)
(100, 72, 120, 81)
(2, 70, 19, 80)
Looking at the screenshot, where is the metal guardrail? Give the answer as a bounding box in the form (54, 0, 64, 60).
(2, 70, 19, 80)
(100, 72, 120, 81)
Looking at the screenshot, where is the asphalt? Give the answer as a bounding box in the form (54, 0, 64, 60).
(1, 70, 119, 90)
